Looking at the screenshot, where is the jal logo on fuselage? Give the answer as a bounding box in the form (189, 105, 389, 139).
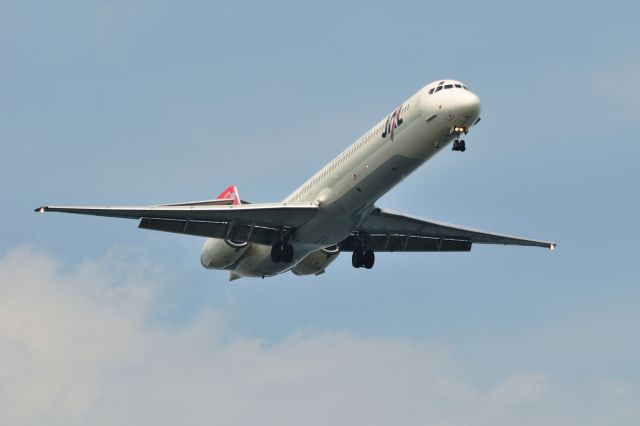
(382, 105, 404, 141)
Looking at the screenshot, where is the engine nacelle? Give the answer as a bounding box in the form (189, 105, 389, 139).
(200, 238, 250, 270)
(292, 245, 340, 276)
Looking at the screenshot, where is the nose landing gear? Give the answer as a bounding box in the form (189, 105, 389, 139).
(452, 139, 466, 152)
(452, 126, 467, 152)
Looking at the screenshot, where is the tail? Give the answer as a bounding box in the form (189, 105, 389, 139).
(216, 185, 241, 205)
(220, 187, 243, 283)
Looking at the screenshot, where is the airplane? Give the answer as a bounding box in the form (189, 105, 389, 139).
(36, 79, 555, 280)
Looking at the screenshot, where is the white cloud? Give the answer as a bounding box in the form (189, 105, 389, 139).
(0, 246, 638, 426)
(489, 371, 548, 404)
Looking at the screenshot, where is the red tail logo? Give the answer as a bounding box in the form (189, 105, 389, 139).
(216, 185, 241, 205)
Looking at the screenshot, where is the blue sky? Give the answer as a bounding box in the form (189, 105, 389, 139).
(1, 1, 639, 424)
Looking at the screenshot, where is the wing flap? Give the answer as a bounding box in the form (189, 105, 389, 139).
(138, 218, 278, 245)
(355, 208, 555, 251)
(37, 202, 318, 245)
(37, 202, 317, 227)
(341, 234, 472, 252)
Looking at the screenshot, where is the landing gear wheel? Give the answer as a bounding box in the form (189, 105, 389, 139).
(271, 243, 283, 262)
(271, 243, 294, 263)
(352, 249, 375, 269)
(453, 139, 466, 152)
(283, 244, 294, 263)
(352, 250, 362, 268)
(363, 250, 375, 269)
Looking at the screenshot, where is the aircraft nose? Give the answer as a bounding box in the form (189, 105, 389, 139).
(454, 90, 481, 120)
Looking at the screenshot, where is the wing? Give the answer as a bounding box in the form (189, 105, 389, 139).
(35, 202, 318, 246)
(340, 207, 555, 252)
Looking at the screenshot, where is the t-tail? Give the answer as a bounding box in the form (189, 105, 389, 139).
(216, 185, 241, 205)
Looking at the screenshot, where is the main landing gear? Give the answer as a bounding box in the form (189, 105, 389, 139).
(271, 228, 294, 263)
(271, 242, 294, 263)
(452, 126, 466, 152)
(352, 248, 375, 269)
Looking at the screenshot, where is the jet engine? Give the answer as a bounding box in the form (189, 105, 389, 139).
(292, 245, 340, 276)
(201, 238, 250, 270)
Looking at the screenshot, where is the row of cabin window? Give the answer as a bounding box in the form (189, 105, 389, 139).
(300, 139, 359, 197)
(292, 103, 413, 201)
(306, 105, 406, 195)
(364, 122, 383, 143)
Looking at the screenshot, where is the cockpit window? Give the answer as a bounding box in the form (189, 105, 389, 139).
(431, 83, 470, 93)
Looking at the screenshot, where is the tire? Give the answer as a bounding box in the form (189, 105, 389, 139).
(284, 244, 294, 263)
(363, 250, 375, 269)
(271, 244, 281, 262)
(352, 250, 361, 268)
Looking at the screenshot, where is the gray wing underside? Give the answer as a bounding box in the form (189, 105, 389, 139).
(36, 202, 318, 246)
(36, 203, 555, 252)
(340, 207, 555, 252)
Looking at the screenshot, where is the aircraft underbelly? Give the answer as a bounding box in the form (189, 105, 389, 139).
(232, 242, 320, 277)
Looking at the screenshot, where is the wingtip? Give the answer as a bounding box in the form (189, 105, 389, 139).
(34, 206, 48, 214)
(549, 243, 557, 250)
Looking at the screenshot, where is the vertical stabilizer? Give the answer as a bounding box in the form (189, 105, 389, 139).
(216, 185, 241, 205)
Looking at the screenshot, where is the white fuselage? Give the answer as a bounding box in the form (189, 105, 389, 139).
(205, 80, 481, 277)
